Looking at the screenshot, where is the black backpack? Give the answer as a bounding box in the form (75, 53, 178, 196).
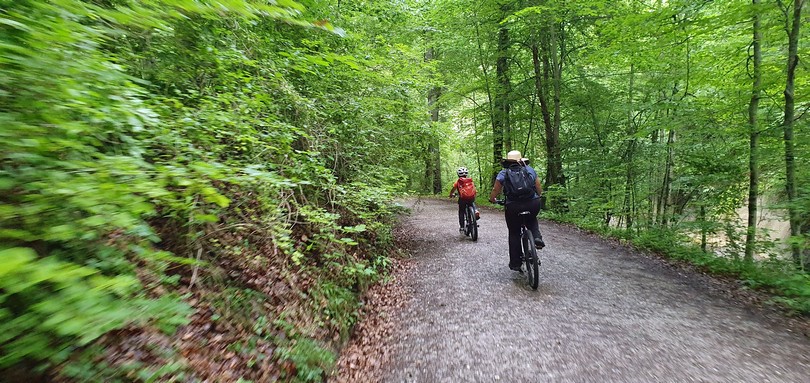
(503, 164, 536, 201)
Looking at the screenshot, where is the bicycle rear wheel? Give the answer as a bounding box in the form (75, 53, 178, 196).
(522, 230, 539, 290)
(466, 205, 478, 241)
(463, 207, 471, 237)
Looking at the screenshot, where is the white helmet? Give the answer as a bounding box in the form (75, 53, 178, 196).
(457, 167, 468, 177)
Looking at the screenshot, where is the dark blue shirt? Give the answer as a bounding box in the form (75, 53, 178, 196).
(496, 164, 540, 201)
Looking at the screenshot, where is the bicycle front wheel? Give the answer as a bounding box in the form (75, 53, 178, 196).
(467, 205, 478, 241)
(522, 230, 539, 290)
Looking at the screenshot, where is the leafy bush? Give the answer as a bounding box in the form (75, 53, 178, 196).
(0, 248, 191, 368)
(2, 0, 429, 379)
(278, 338, 336, 383)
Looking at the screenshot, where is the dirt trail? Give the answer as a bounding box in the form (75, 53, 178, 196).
(334, 197, 810, 383)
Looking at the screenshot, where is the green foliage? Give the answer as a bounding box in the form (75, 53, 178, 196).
(278, 338, 335, 383)
(310, 281, 359, 338)
(0, 248, 191, 368)
(58, 343, 188, 383)
(2, 0, 429, 379)
(297, 182, 400, 339)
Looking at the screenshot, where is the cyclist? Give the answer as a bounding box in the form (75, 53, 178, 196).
(449, 167, 480, 234)
(488, 150, 545, 271)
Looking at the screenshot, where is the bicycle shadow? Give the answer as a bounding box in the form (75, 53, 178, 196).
(509, 272, 554, 295)
(453, 229, 478, 242)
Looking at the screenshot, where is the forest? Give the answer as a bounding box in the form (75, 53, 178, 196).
(1, 0, 809, 382)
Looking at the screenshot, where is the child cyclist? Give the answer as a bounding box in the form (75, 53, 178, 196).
(449, 167, 480, 234)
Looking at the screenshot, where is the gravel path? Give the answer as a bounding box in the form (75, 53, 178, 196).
(367, 197, 810, 383)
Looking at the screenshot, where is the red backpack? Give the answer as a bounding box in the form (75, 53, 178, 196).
(457, 178, 477, 201)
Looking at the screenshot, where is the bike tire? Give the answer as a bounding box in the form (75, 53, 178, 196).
(464, 208, 471, 237)
(467, 205, 478, 241)
(523, 230, 539, 290)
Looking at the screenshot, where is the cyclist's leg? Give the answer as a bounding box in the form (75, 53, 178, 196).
(524, 198, 544, 248)
(504, 203, 524, 268)
(457, 199, 465, 231)
(471, 201, 480, 219)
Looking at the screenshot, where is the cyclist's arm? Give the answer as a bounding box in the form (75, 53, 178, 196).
(535, 176, 543, 195)
(449, 182, 458, 198)
(489, 180, 503, 203)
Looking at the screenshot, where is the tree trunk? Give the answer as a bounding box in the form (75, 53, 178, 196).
(523, 85, 537, 155)
(648, 111, 661, 229)
(781, 0, 804, 267)
(426, 47, 442, 194)
(623, 64, 637, 231)
(745, 0, 763, 263)
(474, 16, 497, 187)
(530, 22, 566, 211)
(700, 205, 707, 253)
(531, 43, 553, 162)
(431, 143, 442, 194)
(473, 94, 484, 190)
(493, 22, 510, 183)
(546, 22, 565, 189)
(659, 129, 675, 227)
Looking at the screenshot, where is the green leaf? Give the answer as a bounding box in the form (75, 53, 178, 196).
(192, 213, 220, 223)
(0, 247, 37, 278)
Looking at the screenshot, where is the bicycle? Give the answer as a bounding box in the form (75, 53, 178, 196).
(462, 200, 478, 241)
(452, 195, 478, 241)
(496, 200, 540, 290)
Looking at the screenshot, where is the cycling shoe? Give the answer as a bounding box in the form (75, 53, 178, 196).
(534, 238, 545, 249)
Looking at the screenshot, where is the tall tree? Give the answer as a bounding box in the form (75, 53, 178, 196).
(778, 0, 805, 267)
(493, 3, 511, 182)
(543, 19, 566, 190)
(623, 63, 637, 230)
(531, 42, 553, 172)
(426, 47, 443, 194)
(745, 0, 763, 263)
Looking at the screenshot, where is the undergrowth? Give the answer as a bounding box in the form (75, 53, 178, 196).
(1, 0, 417, 381)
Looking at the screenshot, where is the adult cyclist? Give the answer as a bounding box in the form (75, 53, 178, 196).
(449, 167, 480, 234)
(488, 150, 545, 272)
